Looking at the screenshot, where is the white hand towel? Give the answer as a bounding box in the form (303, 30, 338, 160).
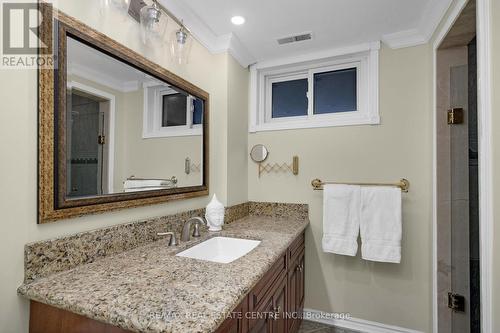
(322, 184, 361, 256)
(124, 179, 168, 189)
(360, 186, 402, 263)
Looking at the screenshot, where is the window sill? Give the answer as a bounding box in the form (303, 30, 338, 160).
(142, 127, 202, 138)
(249, 114, 380, 133)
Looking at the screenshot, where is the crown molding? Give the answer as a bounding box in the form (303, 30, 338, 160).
(69, 63, 139, 93)
(382, 29, 427, 49)
(157, 0, 256, 67)
(382, 0, 453, 49)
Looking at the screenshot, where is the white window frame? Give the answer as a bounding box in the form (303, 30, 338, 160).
(265, 71, 309, 123)
(250, 41, 380, 132)
(143, 83, 202, 138)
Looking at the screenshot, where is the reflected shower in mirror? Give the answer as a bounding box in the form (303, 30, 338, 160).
(66, 36, 204, 199)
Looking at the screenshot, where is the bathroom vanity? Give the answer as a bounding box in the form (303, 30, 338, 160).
(19, 203, 308, 333)
(216, 231, 305, 333)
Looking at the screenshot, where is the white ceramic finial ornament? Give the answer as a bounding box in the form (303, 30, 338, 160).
(205, 194, 225, 231)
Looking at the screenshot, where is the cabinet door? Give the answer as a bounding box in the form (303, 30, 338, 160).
(249, 297, 274, 333)
(297, 252, 305, 308)
(272, 277, 287, 333)
(288, 258, 299, 311)
(287, 251, 305, 333)
(216, 298, 248, 333)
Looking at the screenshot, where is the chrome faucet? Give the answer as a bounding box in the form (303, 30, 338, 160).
(181, 217, 206, 242)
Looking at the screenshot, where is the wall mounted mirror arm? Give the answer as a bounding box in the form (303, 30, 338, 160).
(249, 145, 299, 177)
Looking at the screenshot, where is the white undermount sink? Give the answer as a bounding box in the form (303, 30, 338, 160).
(176, 237, 261, 264)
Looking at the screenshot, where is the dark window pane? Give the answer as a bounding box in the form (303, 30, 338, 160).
(314, 68, 357, 114)
(272, 79, 308, 118)
(162, 93, 187, 127)
(193, 98, 203, 125)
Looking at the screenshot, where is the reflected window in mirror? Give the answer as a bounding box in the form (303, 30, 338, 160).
(160, 90, 204, 128)
(162, 92, 187, 127)
(143, 84, 204, 137)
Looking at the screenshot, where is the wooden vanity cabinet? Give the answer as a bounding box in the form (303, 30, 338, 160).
(29, 232, 305, 333)
(29, 301, 133, 333)
(217, 231, 305, 333)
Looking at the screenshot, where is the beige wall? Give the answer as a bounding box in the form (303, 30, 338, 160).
(248, 44, 434, 331)
(227, 55, 249, 206)
(0, 0, 245, 332)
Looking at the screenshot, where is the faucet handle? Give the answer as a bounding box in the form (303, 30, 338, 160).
(191, 217, 206, 238)
(157, 232, 177, 246)
(192, 223, 201, 238)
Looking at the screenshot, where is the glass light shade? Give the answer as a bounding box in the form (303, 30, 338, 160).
(170, 27, 192, 65)
(111, 0, 130, 12)
(99, 0, 110, 14)
(140, 1, 167, 45)
(100, 0, 129, 17)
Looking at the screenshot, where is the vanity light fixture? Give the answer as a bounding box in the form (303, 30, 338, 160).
(104, 0, 193, 64)
(99, 0, 130, 15)
(139, 0, 167, 45)
(231, 15, 245, 25)
(170, 23, 193, 65)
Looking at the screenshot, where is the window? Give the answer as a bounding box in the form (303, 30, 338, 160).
(143, 85, 203, 138)
(271, 78, 308, 118)
(313, 67, 357, 114)
(162, 93, 187, 127)
(250, 42, 380, 132)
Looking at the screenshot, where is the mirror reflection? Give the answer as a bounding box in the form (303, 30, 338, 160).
(66, 36, 203, 198)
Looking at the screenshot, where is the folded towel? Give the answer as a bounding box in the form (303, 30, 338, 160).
(360, 186, 402, 263)
(322, 184, 361, 256)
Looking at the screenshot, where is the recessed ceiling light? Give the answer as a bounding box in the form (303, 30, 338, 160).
(231, 16, 245, 25)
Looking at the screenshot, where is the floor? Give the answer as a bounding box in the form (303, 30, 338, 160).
(298, 320, 360, 333)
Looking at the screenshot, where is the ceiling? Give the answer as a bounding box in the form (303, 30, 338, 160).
(172, 0, 452, 64)
(68, 37, 165, 92)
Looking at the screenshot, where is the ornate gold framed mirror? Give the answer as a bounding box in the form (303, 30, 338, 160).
(38, 3, 209, 223)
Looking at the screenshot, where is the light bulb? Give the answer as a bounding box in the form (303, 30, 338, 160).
(231, 16, 245, 25)
(170, 26, 192, 65)
(140, 1, 167, 45)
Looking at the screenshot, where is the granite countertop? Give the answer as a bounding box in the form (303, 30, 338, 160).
(18, 216, 308, 333)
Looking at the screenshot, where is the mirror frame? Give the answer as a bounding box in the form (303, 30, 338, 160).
(38, 3, 209, 223)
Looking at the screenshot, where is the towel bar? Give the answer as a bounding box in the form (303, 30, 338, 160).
(311, 178, 410, 193)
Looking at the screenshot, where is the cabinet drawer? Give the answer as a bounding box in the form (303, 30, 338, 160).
(248, 253, 286, 311)
(288, 232, 305, 266)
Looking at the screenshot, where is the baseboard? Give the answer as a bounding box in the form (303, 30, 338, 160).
(302, 308, 424, 333)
